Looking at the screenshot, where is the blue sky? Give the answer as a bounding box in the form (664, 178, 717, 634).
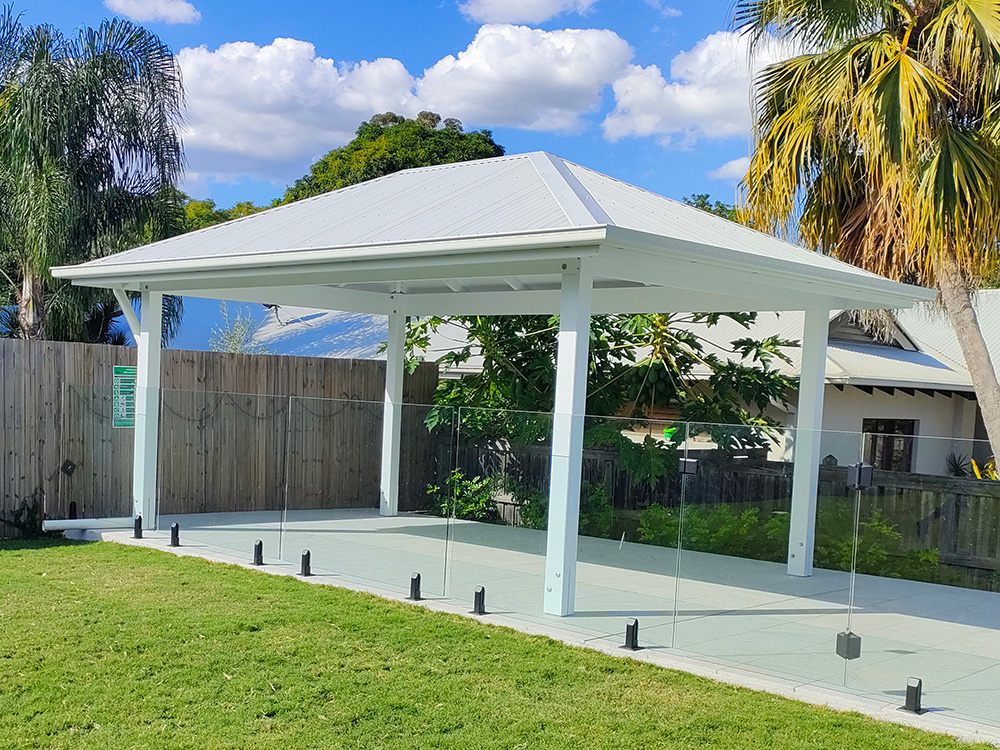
(30, 0, 782, 211)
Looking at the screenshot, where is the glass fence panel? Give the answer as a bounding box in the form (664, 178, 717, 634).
(155, 389, 287, 563)
(568, 414, 683, 646)
(445, 407, 553, 621)
(280, 400, 454, 598)
(51, 384, 135, 523)
(845, 431, 1000, 726)
(672, 423, 860, 687)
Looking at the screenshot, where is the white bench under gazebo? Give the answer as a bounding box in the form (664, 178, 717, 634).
(52, 151, 935, 616)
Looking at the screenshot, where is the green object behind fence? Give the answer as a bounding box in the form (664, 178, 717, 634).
(112, 365, 136, 428)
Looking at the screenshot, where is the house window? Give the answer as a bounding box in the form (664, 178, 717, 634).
(863, 418, 917, 472)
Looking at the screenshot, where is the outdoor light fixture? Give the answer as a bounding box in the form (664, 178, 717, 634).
(408, 572, 421, 601)
(836, 630, 862, 660)
(902, 677, 926, 714)
(472, 586, 488, 615)
(169, 523, 180, 548)
(60, 459, 76, 476)
(252, 540, 263, 566)
(679, 458, 698, 475)
(847, 462, 874, 491)
(623, 618, 641, 651)
(300, 550, 311, 577)
(133, 516, 142, 539)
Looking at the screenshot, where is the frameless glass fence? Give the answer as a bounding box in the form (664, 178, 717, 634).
(669, 423, 860, 683)
(844, 431, 1000, 726)
(280, 399, 454, 599)
(50, 384, 135, 524)
(567, 414, 683, 647)
(155, 389, 287, 563)
(444, 406, 554, 621)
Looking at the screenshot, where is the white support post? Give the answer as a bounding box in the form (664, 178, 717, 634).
(380, 304, 404, 516)
(543, 270, 593, 616)
(787, 308, 829, 576)
(132, 291, 162, 530)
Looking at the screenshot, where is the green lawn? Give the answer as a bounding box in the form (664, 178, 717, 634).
(0, 540, 990, 750)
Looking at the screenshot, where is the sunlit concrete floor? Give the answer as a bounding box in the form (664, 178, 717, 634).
(153, 507, 1000, 731)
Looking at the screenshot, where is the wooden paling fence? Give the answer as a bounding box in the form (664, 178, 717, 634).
(0, 339, 439, 536)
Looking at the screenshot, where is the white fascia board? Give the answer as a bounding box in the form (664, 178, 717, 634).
(51, 227, 608, 286)
(837, 377, 974, 391)
(602, 226, 937, 310)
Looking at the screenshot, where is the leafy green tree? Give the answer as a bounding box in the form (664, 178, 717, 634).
(181, 196, 266, 232)
(282, 112, 505, 203)
(683, 194, 738, 221)
(738, 0, 1000, 452)
(0, 11, 185, 341)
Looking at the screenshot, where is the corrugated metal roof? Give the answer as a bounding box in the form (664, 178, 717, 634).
(65, 152, 916, 285)
(896, 291, 1000, 370)
(564, 161, 876, 281)
(84, 154, 573, 267)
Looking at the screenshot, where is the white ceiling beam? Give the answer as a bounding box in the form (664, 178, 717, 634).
(178, 284, 394, 314)
(504, 277, 528, 291)
(401, 285, 803, 316)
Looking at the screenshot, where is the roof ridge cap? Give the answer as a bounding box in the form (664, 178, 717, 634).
(525, 152, 613, 228)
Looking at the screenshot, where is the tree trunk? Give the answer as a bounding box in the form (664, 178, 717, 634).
(937, 248, 1000, 454)
(17, 272, 45, 340)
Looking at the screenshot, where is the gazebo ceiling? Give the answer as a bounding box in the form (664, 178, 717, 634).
(54, 152, 936, 315)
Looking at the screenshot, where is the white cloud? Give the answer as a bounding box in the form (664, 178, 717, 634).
(707, 156, 750, 181)
(178, 39, 415, 183)
(179, 26, 633, 183)
(417, 25, 632, 131)
(602, 31, 792, 145)
(644, 0, 681, 17)
(458, 0, 596, 24)
(104, 0, 201, 24)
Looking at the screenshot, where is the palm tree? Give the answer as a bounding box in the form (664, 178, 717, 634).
(0, 9, 184, 341)
(738, 0, 1000, 452)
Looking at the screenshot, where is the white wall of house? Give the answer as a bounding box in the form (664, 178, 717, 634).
(786, 385, 980, 475)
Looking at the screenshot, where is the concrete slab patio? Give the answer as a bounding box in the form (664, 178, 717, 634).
(131, 508, 1000, 740)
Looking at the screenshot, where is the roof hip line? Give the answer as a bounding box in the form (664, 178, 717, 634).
(526, 152, 614, 228)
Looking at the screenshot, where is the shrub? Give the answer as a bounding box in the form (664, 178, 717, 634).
(636, 499, 945, 584)
(426, 470, 498, 522)
(579, 482, 613, 538)
(638, 504, 680, 547)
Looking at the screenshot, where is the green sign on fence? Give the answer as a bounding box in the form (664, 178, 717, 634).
(113, 365, 137, 428)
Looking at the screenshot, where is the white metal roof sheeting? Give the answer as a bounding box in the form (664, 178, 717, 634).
(64, 152, 922, 297)
(896, 291, 1000, 370)
(682, 311, 972, 389)
(84, 155, 574, 267)
(564, 160, 876, 281)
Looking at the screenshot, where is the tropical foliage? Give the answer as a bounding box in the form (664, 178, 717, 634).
(0, 10, 185, 342)
(738, 0, 1000, 451)
(281, 111, 505, 203)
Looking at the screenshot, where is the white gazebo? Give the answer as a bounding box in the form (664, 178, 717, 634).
(53, 152, 936, 616)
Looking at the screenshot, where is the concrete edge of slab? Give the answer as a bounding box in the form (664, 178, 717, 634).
(72, 529, 1000, 747)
